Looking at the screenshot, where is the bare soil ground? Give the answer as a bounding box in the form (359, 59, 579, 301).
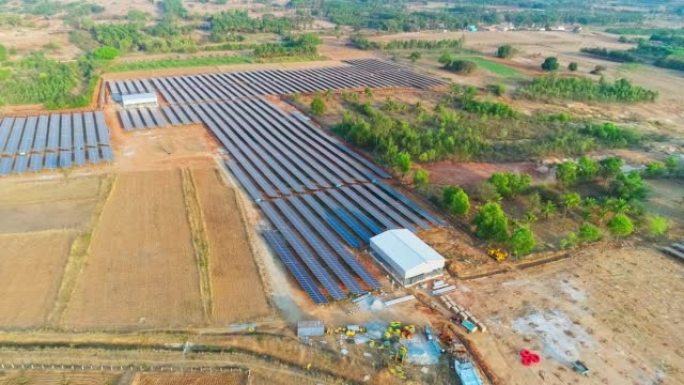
(132, 372, 246, 385)
(456, 246, 684, 385)
(0, 371, 119, 385)
(192, 168, 271, 323)
(425, 160, 551, 187)
(62, 170, 204, 330)
(0, 232, 75, 328)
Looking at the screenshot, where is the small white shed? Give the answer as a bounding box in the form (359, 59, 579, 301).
(370, 229, 445, 287)
(297, 320, 325, 338)
(121, 93, 158, 108)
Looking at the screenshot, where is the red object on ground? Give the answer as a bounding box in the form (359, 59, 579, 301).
(520, 349, 541, 366)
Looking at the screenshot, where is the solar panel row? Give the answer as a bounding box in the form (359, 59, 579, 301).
(0, 111, 113, 176)
(119, 59, 445, 105)
(108, 79, 154, 96)
(118, 108, 169, 131)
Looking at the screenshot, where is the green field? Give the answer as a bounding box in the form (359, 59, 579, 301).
(461, 56, 522, 77)
(109, 55, 253, 72)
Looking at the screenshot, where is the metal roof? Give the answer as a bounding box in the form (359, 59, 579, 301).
(370, 229, 445, 279)
(121, 93, 157, 106)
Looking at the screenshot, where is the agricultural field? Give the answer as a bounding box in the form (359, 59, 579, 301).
(0, 371, 120, 385)
(132, 372, 246, 385)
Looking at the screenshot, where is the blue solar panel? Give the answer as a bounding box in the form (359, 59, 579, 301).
(4, 117, 26, 155)
(138, 108, 156, 129)
(149, 108, 167, 128)
(161, 106, 180, 126)
(258, 201, 346, 300)
(86, 112, 102, 163)
(170, 105, 191, 125)
(348, 184, 416, 231)
(365, 183, 431, 229)
(0, 118, 15, 154)
(262, 230, 328, 304)
(128, 109, 144, 130)
(224, 160, 263, 202)
(375, 181, 446, 226)
(300, 194, 360, 248)
(46, 114, 60, 151)
(94, 111, 111, 147)
(312, 192, 373, 242)
(325, 189, 383, 235)
(13, 116, 37, 173)
(59, 114, 72, 168)
(272, 198, 364, 295)
(72, 113, 86, 166)
(288, 196, 379, 290)
(0, 156, 14, 175)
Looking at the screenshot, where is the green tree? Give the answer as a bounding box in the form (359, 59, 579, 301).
(644, 161, 666, 178)
(541, 56, 559, 71)
(413, 169, 429, 189)
(608, 213, 635, 237)
(610, 171, 647, 201)
(510, 227, 535, 256)
(443, 186, 470, 216)
(91, 46, 120, 60)
(541, 200, 557, 219)
(496, 44, 513, 58)
(599, 156, 624, 178)
(578, 223, 601, 243)
(438, 52, 454, 66)
(577, 156, 599, 181)
(664, 156, 680, 175)
(560, 232, 578, 249)
(647, 215, 668, 237)
(473, 202, 509, 241)
(394, 151, 412, 180)
(488, 172, 532, 198)
(555, 161, 578, 187)
(562, 192, 582, 213)
(409, 51, 421, 63)
(568, 62, 578, 71)
(310, 96, 326, 116)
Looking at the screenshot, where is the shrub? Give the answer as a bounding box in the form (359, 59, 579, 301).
(568, 62, 578, 71)
(91, 46, 120, 60)
(473, 202, 509, 241)
(578, 223, 601, 243)
(541, 56, 559, 71)
(608, 213, 635, 237)
(310, 96, 326, 116)
(444, 59, 477, 75)
(647, 215, 668, 237)
(488, 172, 532, 198)
(496, 44, 513, 58)
(510, 226, 535, 256)
(442, 186, 470, 216)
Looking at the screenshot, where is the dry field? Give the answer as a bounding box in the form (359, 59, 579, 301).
(0, 371, 119, 385)
(192, 168, 271, 323)
(62, 170, 205, 329)
(132, 372, 246, 385)
(455, 246, 684, 385)
(0, 232, 75, 328)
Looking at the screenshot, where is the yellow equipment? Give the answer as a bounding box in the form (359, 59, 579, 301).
(487, 247, 508, 262)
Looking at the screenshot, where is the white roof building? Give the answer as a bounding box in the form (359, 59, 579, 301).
(121, 92, 158, 108)
(370, 229, 445, 287)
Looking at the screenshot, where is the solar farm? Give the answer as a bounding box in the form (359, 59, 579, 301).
(0, 111, 113, 176)
(105, 59, 447, 304)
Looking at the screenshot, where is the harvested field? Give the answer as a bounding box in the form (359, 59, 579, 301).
(457, 246, 684, 385)
(62, 170, 204, 329)
(0, 176, 102, 234)
(0, 371, 119, 385)
(0, 232, 75, 328)
(132, 372, 246, 385)
(192, 168, 271, 323)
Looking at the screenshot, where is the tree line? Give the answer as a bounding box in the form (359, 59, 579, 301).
(519, 75, 658, 103)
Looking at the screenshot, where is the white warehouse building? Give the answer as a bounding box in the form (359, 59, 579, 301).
(370, 229, 445, 287)
(121, 92, 158, 108)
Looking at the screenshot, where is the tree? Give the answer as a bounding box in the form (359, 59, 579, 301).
(599, 156, 624, 178)
(489, 172, 532, 198)
(577, 156, 599, 181)
(568, 62, 578, 71)
(541, 56, 559, 71)
(647, 215, 668, 238)
(555, 161, 578, 187)
(608, 213, 634, 237)
(438, 52, 454, 66)
(473, 202, 509, 241)
(409, 51, 421, 63)
(610, 171, 647, 201)
(664, 156, 680, 175)
(541, 200, 557, 219)
(443, 59, 477, 75)
(560, 232, 578, 249)
(510, 227, 535, 256)
(443, 186, 470, 216)
(91, 46, 120, 60)
(644, 161, 666, 178)
(413, 169, 429, 189)
(394, 151, 412, 180)
(310, 96, 326, 116)
(496, 44, 513, 58)
(578, 223, 601, 243)
(562, 192, 582, 213)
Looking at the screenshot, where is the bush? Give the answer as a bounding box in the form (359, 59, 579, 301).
(91, 46, 120, 60)
(0, 43, 6, 61)
(413, 169, 429, 188)
(521, 75, 658, 103)
(647, 215, 668, 237)
(487, 83, 505, 96)
(568, 62, 578, 71)
(510, 227, 535, 256)
(608, 213, 634, 237)
(578, 223, 601, 243)
(541, 56, 559, 71)
(488, 172, 532, 198)
(310, 96, 326, 116)
(496, 44, 513, 58)
(442, 186, 470, 216)
(444, 59, 477, 75)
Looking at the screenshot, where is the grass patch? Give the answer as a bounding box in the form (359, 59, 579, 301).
(463, 56, 521, 77)
(108, 55, 253, 72)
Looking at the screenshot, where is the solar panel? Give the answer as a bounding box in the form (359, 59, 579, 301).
(262, 230, 328, 304)
(59, 114, 72, 168)
(0, 156, 14, 175)
(365, 183, 431, 229)
(128, 109, 144, 130)
(149, 108, 168, 128)
(347, 184, 415, 231)
(288, 195, 380, 289)
(138, 107, 156, 129)
(312, 191, 372, 242)
(4, 117, 26, 155)
(72, 113, 86, 166)
(258, 200, 346, 300)
(273, 198, 364, 295)
(161, 106, 181, 126)
(0, 117, 14, 153)
(87, 112, 103, 163)
(300, 194, 360, 248)
(224, 160, 263, 202)
(375, 181, 446, 226)
(326, 189, 383, 235)
(46, 114, 60, 151)
(94, 111, 112, 147)
(30, 115, 48, 171)
(170, 105, 191, 125)
(14, 116, 37, 173)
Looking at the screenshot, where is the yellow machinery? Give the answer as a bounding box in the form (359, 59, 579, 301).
(487, 247, 508, 262)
